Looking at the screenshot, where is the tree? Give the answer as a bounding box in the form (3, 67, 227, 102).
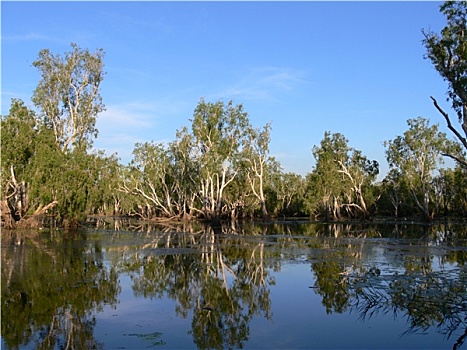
(1, 44, 107, 229)
(306, 132, 378, 220)
(423, 1, 467, 167)
(433, 166, 467, 216)
(85, 151, 125, 216)
(307, 132, 349, 221)
(168, 127, 199, 219)
(449, 165, 467, 215)
(243, 122, 272, 219)
(119, 99, 274, 221)
(190, 99, 251, 220)
(32, 43, 105, 153)
(379, 169, 405, 218)
(384, 117, 453, 221)
(121, 141, 179, 219)
(336, 150, 379, 219)
(1, 100, 41, 227)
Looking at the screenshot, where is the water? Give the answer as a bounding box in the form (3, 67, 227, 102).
(2, 220, 467, 349)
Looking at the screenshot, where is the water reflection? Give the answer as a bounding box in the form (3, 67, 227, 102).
(304, 223, 467, 349)
(1, 221, 467, 349)
(1, 230, 120, 350)
(113, 225, 274, 349)
(342, 264, 467, 349)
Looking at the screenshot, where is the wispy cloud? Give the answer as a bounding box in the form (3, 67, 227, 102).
(1, 90, 37, 115)
(97, 103, 157, 132)
(3, 32, 59, 42)
(257, 67, 307, 90)
(94, 100, 186, 163)
(1, 89, 31, 101)
(94, 102, 157, 159)
(102, 10, 173, 36)
(214, 66, 308, 102)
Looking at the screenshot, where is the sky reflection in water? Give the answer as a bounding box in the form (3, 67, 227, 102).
(2, 221, 467, 349)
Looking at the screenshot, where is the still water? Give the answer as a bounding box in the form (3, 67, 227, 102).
(2, 220, 467, 349)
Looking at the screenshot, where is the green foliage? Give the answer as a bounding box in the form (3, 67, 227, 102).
(1, 99, 37, 176)
(85, 151, 123, 215)
(127, 141, 179, 218)
(434, 166, 467, 216)
(423, 1, 467, 123)
(191, 99, 250, 160)
(423, 1, 467, 166)
(1, 104, 116, 226)
(191, 99, 250, 218)
(1, 100, 39, 221)
(306, 132, 348, 219)
(1, 44, 111, 228)
(266, 171, 306, 217)
(305, 132, 379, 220)
(384, 117, 453, 220)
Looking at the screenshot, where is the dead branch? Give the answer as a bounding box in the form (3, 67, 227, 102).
(33, 200, 58, 216)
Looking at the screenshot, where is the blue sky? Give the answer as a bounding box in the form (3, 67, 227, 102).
(2, 1, 453, 177)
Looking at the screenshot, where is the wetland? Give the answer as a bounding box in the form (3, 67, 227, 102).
(2, 220, 467, 349)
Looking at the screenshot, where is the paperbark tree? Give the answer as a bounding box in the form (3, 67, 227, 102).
(2, 44, 106, 228)
(121, 142, 178, 219)
(272, 171, 306, 217)
(243, 122, 272, 219)
(380, 169, 404, 218)
(1, 100, 62, 228)
(190, 99, 250, 220)
(337, 150, 379, 219)
(433, 166, 467, 216)
(169, 127, 199, 219)
(384, 117, 452, 221)
(308, 132, 350, 221)
(1, 100, 37, 227)
(307, 132, 379, 220)
(32, 43, 105, 153)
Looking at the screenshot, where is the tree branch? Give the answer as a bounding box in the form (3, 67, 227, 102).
(431, 96, 467, 150)
(33, 200, 58, 215)
(441, 152, 467, 168)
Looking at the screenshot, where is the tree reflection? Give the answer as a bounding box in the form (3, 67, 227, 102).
(1, 230, 120, 350)
(117, 225, 274, 349)
(97, 219, 467, 349)
(6, 220, 464, 349)
(306, 223, 467, 349)
(348, 268, 467, 349)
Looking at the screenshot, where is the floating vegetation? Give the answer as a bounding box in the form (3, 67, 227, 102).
(123, 332, 166, 347)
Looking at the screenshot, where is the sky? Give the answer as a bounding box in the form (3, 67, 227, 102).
(1, 1, 454, 178)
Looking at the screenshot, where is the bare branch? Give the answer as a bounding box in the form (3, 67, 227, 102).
(33, 200, 58, 215)
(431, 96, 467, 149)
(441, 152, 467, 168)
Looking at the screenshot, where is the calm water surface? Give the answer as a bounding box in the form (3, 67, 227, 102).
(2, 220, 467, 349)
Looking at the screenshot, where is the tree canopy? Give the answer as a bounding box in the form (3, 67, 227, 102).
(423, 0, 467, 167)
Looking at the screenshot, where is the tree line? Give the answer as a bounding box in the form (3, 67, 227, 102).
(1, 1, 467, 228)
